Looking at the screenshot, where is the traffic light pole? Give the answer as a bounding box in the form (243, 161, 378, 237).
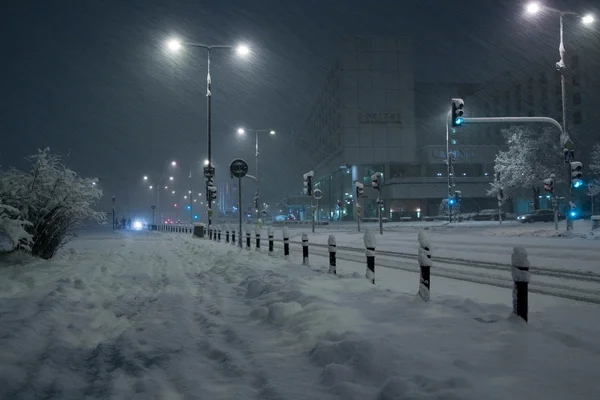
(445, 110, 453, 223)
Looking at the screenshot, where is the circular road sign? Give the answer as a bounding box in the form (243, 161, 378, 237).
(261, 210, 268, 217)
(313, 188, 323, 200)
(230, 158, 249, 178)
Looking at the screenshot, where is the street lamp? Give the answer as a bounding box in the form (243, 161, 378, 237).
(143, 176, 148, 180)
(525, 2, 594, 231)
(165, 37, 250, 228)
(236, 127, 276, 221)
(171, 161, 177, 167)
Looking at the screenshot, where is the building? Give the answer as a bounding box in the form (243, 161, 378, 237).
(297, 34, 600, 220)
(297, 36, 502, 220)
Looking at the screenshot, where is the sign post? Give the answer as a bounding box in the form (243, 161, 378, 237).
(312, 188, 322, 233)
(230, 158, 249, 249)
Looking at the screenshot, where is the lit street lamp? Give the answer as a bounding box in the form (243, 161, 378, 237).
(237, 127, 276, 221)
(525, 2, 594, 231)
(166, 37, 250, 227)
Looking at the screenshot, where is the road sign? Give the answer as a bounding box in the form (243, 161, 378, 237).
(151, 205, 156, 210)
(203, 166, 216, 178)
(229, 158, 248, 178)
(261, 210, 268, 217)
(313, 188, 323, 200)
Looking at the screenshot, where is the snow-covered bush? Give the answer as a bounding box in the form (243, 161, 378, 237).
(488, 126, 562, 210)
(0, 201, 32, 252)
(0, 148, 105, 259)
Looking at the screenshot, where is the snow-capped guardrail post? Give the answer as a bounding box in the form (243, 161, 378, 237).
(302, 232, 309, 265)
(364, 230, 376, 284)
(246, 230, 251, 250)
(226, 226, 230, 243)
(255, 225, 261, 251)
(232, 228, 236, 246)
(208, 225, 211, 239)
(328, 235, 337, 275)
(283, 226, 290, 259)
(511, 246, 530, 322)
(417, 230, 432, 302)
(218, 226, 222, 242)
(268, 226, 274, 254)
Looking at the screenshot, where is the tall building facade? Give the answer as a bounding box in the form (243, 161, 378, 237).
(299, 36, 502, 220)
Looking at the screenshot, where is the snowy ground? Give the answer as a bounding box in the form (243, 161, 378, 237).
(1, 229, 599, 399)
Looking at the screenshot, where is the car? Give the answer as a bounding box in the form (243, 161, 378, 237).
(471, 209, 506, 221)
(517, 209, 563, 223)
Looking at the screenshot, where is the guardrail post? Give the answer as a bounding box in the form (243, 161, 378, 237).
(364, 230, 376, 284)
(226, 226, 230, 243)
(232, 229, 236, 245)
(417, 230, 432, 302)
(328, 235, 336, 275)
(268, 226, 274, 254)
(246, 230, 251, 250)
(511, 246, 530, 322)
(218, 226, 221, 242)
(283, 226, 290, 259)
(302, 232, 309, 265)
(255, 225, 261, 251)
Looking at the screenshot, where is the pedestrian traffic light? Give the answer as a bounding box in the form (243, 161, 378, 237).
(254, 195, 259, 209)
(354, 181, 364, 198)
(207, 178, 217, 201)
(303, 171, 314, 196)
(569, 201, 578, 219)
(451, 98, 464, 127)
(448, 197, 456, 205)
(543, 177, 554, 193)
(570, 161, 583, 188)
(454, 190, 462, 203)
(371, 172, 382, 189)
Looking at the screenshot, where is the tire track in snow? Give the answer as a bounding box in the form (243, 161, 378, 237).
(177, 239, 287, 400)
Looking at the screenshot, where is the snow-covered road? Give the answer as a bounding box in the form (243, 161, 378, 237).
(1, 230, 599, 399)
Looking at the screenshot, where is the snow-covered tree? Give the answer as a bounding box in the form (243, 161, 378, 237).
(488, 126, 562, 210)
(0, 201, 32, 252)
(590, 143, 600, 178)
(0, 148, 105, 259)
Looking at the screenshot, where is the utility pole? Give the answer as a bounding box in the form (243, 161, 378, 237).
(112, 196, 115, 233)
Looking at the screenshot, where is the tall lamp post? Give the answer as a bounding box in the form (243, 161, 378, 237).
(525, 2, 594, 230)
(237, 127, 276, 221)
(144, 161, 176, 224)
(166, 38, 250, 227)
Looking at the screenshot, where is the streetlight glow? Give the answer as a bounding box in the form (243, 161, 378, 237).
(172, 190, 175, 194)
(143, 176, 148, 180)
(237, 128, 245, 135)
(149, 185, 153, 189)
(165, 186, 168, 189)
(236, 44, 250, 56)
(270, 130, 276, 135)
(167, 39, 182, 52)
(171, 161, 177, 167)
(184, 195, 187, 199)
(526, 2, 540, 14)
(203, 159, 209, 166)
(169, 176, 174, 181)
(582, 14, 595, 25)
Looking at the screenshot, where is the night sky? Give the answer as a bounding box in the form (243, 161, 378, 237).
(1, 0, 596, 215)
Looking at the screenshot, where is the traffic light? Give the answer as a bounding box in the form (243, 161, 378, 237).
(354, 181, 364, 198)
(454, 190, 462, 203)
(450, 128, 457, 145)
(543, 177, 554, 193)
(207, 178, 217, 201)
(448, 197, 456, 205)
(254, 196, 259, 209)
(371, 172, 382, 190)
(569, 201, 578, 219)
(570, 161, 583, 188)
(303, 171, 314, 196)
(451, 98, 464, 127)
